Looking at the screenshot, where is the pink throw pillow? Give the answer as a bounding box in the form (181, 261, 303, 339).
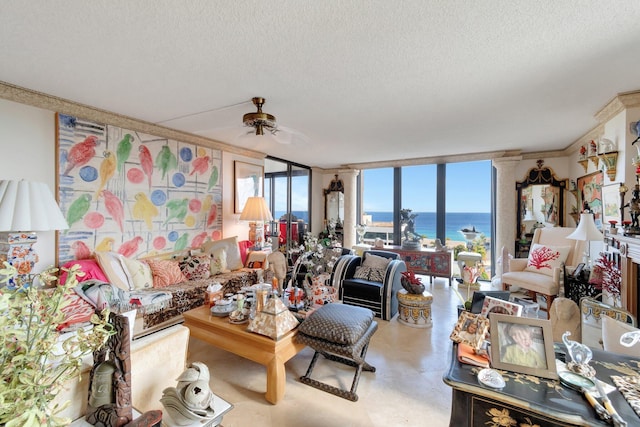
(146, 259, 187, 288)
(59, 259, 108, 286)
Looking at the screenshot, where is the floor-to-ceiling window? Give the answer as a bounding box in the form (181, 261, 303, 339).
(264, 157, 311, 260)
(360, 160, 493, 277)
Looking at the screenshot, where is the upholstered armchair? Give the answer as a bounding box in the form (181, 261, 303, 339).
(501, 227, 584, 319)
(331, 250, 407, 320)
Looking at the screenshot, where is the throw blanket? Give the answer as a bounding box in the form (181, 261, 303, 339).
(75, 280, 172, 314)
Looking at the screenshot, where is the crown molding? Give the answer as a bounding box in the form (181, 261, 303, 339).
(343, 150, 510, 170)
(594, 90, 640, 124)
(0, 81, 266, 160)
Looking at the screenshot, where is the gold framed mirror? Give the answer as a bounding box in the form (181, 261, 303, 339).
(324, 174, 344, 227)
(516, 161, 567, 239)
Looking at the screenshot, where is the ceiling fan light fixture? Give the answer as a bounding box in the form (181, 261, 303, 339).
(243, 97, 277, 135)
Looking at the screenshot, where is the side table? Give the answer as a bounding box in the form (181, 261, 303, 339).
(563, 267, 599, 305)
(397, 289, 433, 328)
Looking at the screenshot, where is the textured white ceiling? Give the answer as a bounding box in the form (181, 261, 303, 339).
(2, 1, 640, 168)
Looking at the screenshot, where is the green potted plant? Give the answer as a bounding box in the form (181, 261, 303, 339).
(0, 262, 114, 426)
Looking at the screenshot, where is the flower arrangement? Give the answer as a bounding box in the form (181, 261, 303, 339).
(593, 253, 622, 306)
(453, 262, 486, 311)
(0, 262, 114, 426)
(289, 232, 342, 276)
(400, 270, 424, 294)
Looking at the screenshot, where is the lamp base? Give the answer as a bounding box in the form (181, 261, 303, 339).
(0, 232, 39, 287)
(248, 221, 266, 251)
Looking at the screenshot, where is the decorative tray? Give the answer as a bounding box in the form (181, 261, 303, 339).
(210, 305, 234, 317)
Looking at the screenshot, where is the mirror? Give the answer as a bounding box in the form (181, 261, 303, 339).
(516, 161, 567, 240)
(324, 174, 344, 227)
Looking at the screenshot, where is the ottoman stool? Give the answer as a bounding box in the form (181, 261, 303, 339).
(397, 289, 433, 328)
(296, 304, 378, 401)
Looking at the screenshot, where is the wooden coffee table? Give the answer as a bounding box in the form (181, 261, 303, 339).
(182, 305, 305, 404)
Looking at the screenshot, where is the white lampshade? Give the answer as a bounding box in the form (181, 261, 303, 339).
(240, 197, 273, 222)
(567, 213, 603, 242)
(0, 180, 68, 231)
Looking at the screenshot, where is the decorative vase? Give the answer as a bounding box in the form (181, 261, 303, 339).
(401, 276, 425, 294)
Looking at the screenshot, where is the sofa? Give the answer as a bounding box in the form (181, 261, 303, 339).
(59, 236, 273, 339)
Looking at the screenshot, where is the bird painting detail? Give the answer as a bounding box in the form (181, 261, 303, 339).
(66, 194, 92, 230)
(118, 236, 143, 258)
(189, 155, 210, 176)
(116, 133, 134, 173)
(133, 192, 159, 230)
(95, 150, 116, 200)
(100, 190, 125, 233)
(63, 135, 98, 175)
(164, 198, 189, 225)
(207, 165, 219, 191)
(174, 232, 189, 251)
(155, 145, 178, 180)
(138, 145, 154, 189)
(71, 241, 92, 260)
(95, 237, 115, 252)
(190, 232, 208, 249)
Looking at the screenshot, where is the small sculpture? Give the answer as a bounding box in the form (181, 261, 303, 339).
(161, 362, 216, 426)
(400, 209, 421, 249)
(562, 331, 595, 378)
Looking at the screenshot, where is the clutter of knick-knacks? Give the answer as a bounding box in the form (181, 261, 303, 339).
(160, 362, 216, 426)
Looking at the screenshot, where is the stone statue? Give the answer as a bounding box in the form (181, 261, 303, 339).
(400, 209, 421, 249)
(630, 185, 640, 230)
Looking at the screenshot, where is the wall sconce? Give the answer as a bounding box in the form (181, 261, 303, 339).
(588, 140, 599, 168)
(577, 145, 588, 173)
(597, 138, 618, 181)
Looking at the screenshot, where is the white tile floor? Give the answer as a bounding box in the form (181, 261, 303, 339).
(186, 276, 493, 427)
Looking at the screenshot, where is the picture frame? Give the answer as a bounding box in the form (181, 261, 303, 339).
(234, 161, 264, 213)
(490, 313, 558, 380)
(470, 290, 510, 314)
(480, 295, 523, 318)
(602, 183, 622, 226)
(449, 311, 490, 348)
(572, 262, 585, 279)
(577, 171, 604, 229)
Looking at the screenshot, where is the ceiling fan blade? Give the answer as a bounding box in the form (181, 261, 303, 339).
(276, 126, 310, 145)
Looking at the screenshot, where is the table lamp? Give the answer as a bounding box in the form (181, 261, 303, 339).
(567, 213, 603, 268)
(0, 180, 69, 285)
(240, 196, 273, 250)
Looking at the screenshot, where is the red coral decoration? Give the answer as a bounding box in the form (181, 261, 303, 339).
(593, 253, 621, 303)
(528, 246, 560, 270)
(401, 270, 422, 285)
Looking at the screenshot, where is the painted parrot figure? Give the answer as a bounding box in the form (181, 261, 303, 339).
(174, 232, 189, 252)
(95, 237, 115, 252)
(189, 155, 210, 176)
(190, 231, 208, 249)
(100, 189, 125, 232)
(164, 198, 188, 225)
(207, 165, 219, 191)
(132, 192, 159, 230)
(116, 133, 134, 173)
(138, 145, 154, 189)
(95, 150, 116, 200)
(63, 135, 98, 175)
(71, 241, 92, 260)
(155, 145, 178, 180)
(118, 236, 143, 258)
(66, 194, 91, 230)
(206, 204, 218, 228)
(199, 195, 213, 225)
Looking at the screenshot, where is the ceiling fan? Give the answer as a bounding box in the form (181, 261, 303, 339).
(238, 97, 308, 145)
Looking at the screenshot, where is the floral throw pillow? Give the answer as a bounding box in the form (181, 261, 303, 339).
(524, 244, 571, 277)
(179, 254, 212, 281)
(352, 265, 386, 282)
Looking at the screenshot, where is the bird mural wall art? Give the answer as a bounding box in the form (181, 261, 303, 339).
(56, 114, 224, 263)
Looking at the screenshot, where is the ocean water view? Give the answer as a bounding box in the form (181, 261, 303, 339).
(276, 211, 491, 242)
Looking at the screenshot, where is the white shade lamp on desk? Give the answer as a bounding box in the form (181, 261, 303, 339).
(240, 196, 273, 250)
(0, 180, 69, 286)
(567, 212, 603, 268)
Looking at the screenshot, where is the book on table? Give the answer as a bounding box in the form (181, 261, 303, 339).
(457, 343, 490, 368)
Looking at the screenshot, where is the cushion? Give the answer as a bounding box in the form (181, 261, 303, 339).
(58, 259, 108, 286)
(57, 291, 95, 331)
(210, 247, 227, 275)
(298, 303, 374, 345)
(524, 244, 571, 277)
(121, 257, 154, 290)
(245, 251, 268, 269)
(362, 253, 391, 270)
(94, 251, 133, 291)
(179, 254, 212, 280)
(353, 265, 386, 282)
(602, 315, 640, 357)
(146, 259, 186, 288)
(202, 236, 243, 270)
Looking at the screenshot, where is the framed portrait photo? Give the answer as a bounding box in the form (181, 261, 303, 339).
(480, 295, 523, 318)
(234, 161, 264, 213)
(449, 311, 490, 349)
(489, 314, 557, 380)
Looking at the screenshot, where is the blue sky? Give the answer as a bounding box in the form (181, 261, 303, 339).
(363, 160, 492, 213)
